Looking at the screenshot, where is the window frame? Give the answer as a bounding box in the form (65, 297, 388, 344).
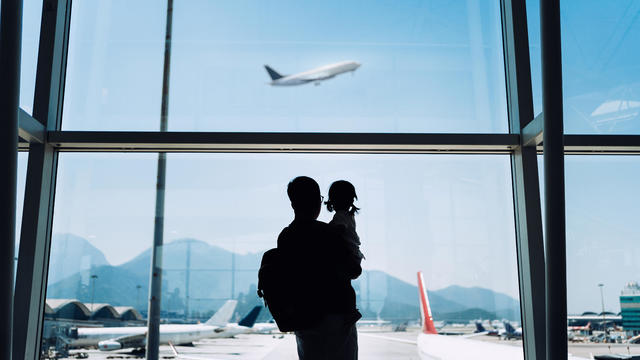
(11, 0, 640, 359)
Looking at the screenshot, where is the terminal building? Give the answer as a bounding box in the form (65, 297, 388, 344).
(620, 282, 640, 335)
(45, 299, 143, 325)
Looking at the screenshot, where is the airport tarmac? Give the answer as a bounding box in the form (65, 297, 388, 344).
(66, 332, 421, 360)
(64, 331, 640, 360)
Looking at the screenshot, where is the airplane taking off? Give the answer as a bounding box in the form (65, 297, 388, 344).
(415, 272, 587, 360)
(68, 300, 238, 350)
(264, 61, 361, 86)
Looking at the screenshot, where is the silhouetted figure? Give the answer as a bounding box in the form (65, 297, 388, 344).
(278, 176, 362, 360)
(326, 180, 365, 262)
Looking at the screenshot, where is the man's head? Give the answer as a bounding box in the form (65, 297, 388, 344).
(287, 176, 322, 220)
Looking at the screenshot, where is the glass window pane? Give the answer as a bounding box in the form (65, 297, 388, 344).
(20, 0, 43, 115)
(562, 1, 640, 134)
(565, 156, 640, 356)
(526, 0, 542, 117)
(62, 1, 508, 133)
(46, 153, 521, 358)
(62, 0, 167, 131)
(15, 152, 28, 281)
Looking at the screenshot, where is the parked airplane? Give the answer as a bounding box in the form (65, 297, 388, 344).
(249, 320, 279, 335)
(95, 305, 262, 351)
(415, 272, 587, 359)
(264, 61, 361, 86)
(68, 300, 237, 350)
(208, 306, 263, 338)
(500, 321, 522, 340)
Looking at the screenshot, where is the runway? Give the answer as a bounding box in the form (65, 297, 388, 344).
(63, 331, 640, 360)
(66, 332, 421, 360)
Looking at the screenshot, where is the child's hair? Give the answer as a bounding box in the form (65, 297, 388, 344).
(325, 180, 360, 214)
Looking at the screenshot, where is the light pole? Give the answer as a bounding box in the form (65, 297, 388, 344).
(136, 284, 142, 310)
(90, 274, 98, 312)
(147, 0, 173, 359)
(598, 283, 606, 336)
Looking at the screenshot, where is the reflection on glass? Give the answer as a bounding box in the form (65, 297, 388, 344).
(15, 153, 28, 281)
(20, 0, 43, 114)
(526, 0, 542, 116)
(45, 153, 521, 358)
(63, 1, 507, 133)
(62, 0, 167, 130)
(565, 157, 640, 355)
(561, 1, 640, 134)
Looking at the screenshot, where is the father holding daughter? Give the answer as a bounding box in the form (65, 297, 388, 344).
(276, 176, 364, 360)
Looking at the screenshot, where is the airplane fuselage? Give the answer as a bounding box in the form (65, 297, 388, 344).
(270, 61, 360, 86)
(71, 324, 221, 349)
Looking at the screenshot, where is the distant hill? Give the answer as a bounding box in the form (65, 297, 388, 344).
(48, 234, 110, 284)
(46, 265, 147, 307)
(355, 270, 467, 320)
(433, 285, 520, 316)
(47, 235, 521, 322)
(437, 308, 498, 322)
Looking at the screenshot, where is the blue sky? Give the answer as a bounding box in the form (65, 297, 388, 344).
(16, 0, 640, 314)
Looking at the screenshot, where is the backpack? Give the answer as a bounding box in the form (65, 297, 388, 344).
(257, 248, 321, 332)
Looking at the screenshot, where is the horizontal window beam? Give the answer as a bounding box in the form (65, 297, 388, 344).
(32, 131, 640, 154)
(46, 131, 520, 153)
(562, 135, 640, 154)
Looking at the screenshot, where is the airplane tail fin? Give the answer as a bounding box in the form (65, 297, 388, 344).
(504, 321, 515, 334)
(264, 65, 284, 81)
(475, 322, 486, 333)
(238, 306, 262, 328)
(417, 271, 438, 335)
(205, 300, 238, 327)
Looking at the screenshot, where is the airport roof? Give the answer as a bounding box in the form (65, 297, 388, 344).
(569, 313, 622, 321)
(45, 299, 143, 321)
(46, 299, 92, 319)
(87, 303, 120, 319)
(114, 306, 143, 321)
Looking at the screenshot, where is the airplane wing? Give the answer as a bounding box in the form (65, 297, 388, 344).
(98, 333, 146, 351)
(462, 331, 488, 338)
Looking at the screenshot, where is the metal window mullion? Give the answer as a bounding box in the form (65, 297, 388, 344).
(501, 0, 546, 359)
(1, 0, 24, 359)
(540, 0, 567, 358)
(13, 1, 71, 360)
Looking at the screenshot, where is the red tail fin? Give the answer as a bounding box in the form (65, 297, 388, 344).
(417, 271, 438, 335)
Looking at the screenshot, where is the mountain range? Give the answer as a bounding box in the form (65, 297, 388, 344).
(46, 234, 521, 322)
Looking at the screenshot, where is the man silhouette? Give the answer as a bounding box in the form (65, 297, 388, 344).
(277, 176, 362, 360)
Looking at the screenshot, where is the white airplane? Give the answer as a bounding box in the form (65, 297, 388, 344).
(415, 272, 588, 360)
(499, 321, 523, 340)
(264, 61, 361, 86)
(95, 305, 262, 351)
(207, 306, 263, 339)
(248, 320, 279, 334)
(95, 304, 262, 351)
(68, 300, 237, 350)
